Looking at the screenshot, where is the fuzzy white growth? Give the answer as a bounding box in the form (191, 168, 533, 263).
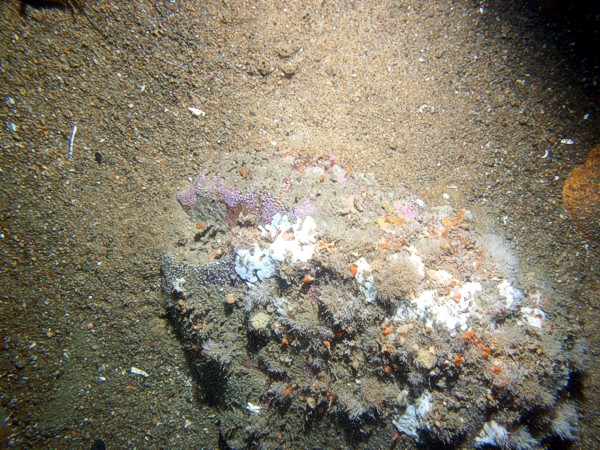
(440, 282, 481, 331)
(498, 279, 523, 310)
(274, 296, 292, 316)
(235, 244, 277, 283)
(243, 281, 278, 312)
(519, 307, 546, 329)
(393, 391, 432, 440)
(480, 233, 519, 277)
(475, 420, 509, 448)
(406, 245, 425, 277)
(398, 290, 434, 322)
(267, 214, 317, 263)
(354, 257, 377, 303)
(394, 281, 481, 332)
(551, 401, 579, 441)
(235, 214, 317, 283)
(476, 421, 538, 449)
(509, 427, 538, 449)
(426, 269, 453, 286)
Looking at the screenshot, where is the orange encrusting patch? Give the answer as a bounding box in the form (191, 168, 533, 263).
(462, 330, 476, 342)
(562, 145, 600, 241)
(376, 215, 406, 229)
(442, 209, 467, 237)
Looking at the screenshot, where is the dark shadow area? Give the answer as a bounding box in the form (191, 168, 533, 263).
(18, 0, 82, 16)
(524, 0, 600, 102)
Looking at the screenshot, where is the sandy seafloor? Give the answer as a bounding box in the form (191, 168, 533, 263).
(0, 0, 599, 448)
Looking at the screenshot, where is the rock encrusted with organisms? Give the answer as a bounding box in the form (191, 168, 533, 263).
(163, 150, 585, 449)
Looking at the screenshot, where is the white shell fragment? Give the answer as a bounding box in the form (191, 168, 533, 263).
(130, 366, 150, 378)
(188, 107, 206, 117)
(246, 402, 261, 413)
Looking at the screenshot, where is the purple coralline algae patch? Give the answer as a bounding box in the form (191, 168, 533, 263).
(175, 186, 198, 209)
(177, 171, 284, 224)
(290, 198, 316, 220)
(216, 186, 245, 209)
(256, 190, 283, 223)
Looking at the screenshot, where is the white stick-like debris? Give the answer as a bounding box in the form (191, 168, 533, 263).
(68, 124, 78, 159)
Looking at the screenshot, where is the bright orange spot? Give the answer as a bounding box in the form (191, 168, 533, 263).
(349, 264, 358, 277)
(384, 365, 393, 374)
(196, 221, 204, 229)
(283, 387, 293, 396)
(453, 355, 463, 366)
(442, 217, 454, 228)
(492, 365, 502, 373)
(281, 337, 289, 346)
(462, 330, 476, 342)
(382, 325, 393, 335)
(324, 340, 331, 350)
(303, 275, 313, 284)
